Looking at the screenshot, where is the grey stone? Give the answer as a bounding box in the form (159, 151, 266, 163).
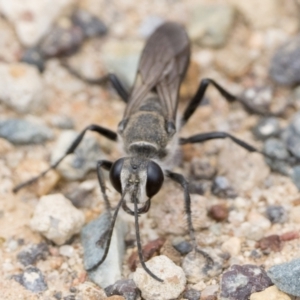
(263, 138, 292, 176)
(17, 243, 49, 266)
(265, 205, 287, 224)
(105, 279, 140, 300)
(81, 211, 128, 288)
(220, 264, 272, 300)
(267, 258, 300, 297)
(188, 4, 235, 47)
(51, 130, 104, 181)
(269, 35, 300, 86)
(21, 47, 45, 72)
(173, 240, 193, 255)
(240, 86, 273, 115)
(211, 176, 237, 198)
(253, 117, 280, 140)
(13, 266, 48, 293)
(183, 288, 201, 300)
(71, 9, 107, 38)
(0, 119, 53, 145)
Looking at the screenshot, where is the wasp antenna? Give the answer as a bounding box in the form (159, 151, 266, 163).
(133, 191, 164, 283)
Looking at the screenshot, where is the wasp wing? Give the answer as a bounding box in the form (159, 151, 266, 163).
(123, 22, 190, 125)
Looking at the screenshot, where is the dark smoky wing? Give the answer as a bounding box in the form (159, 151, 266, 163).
(124, 22, 190, 122)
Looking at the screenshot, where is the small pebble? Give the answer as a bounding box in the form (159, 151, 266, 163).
(182, 248, 224, 283)
(133, 255, 186, 300)
(30, 193, 85, 245)
(5, 239, 19, 252)
(250, 285, 291, 300)
(280, 231, 299, 241)
(188, 180, 211, 195)
(201, 285, 219, 300)
(221, 237, 241, 257)
(160, 239, 182, 266)
(190, 158, 216, 180)
(0, 119, 53, 145)
(220, 264, 272, 300)
(0, 62, 45, 113)
(81, 211, 128, 288)
(59, 245, 74, 258)
(17, 243, 49, 266)
(183, 288, 201, 300)
(265, 205, 287, 223)
(208, 204, 228, 222)
(53, 291, 62, 299)
(267, 257, 300, 296)
(240, 86, 273, 115)
(128, 237, 165, 271)
(21, 47, 45, 72)
(256, 235, 282, 253)
(263, 138, 292, 176)
(13, 266, 48, 293)
(105, 279, 140, 300)
(211, 176, 237, 198)
(71, 9, 107, 38)
(172, 240, 193, 255)
(252, 117, 280, 140)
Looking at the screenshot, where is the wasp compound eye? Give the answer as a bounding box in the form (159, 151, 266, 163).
(109, 158, 124, 193)
(146, 161, 164, 198)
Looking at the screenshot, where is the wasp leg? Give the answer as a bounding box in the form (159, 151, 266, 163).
(166, 170, 213, 265)
(181, 78, 236, 126)
(180, 131, 262, 154)
(61, 61, 129, 102)
(13, 125, 117, 193)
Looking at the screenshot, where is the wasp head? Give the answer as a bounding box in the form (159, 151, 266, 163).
(109, 157, 164, 215)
